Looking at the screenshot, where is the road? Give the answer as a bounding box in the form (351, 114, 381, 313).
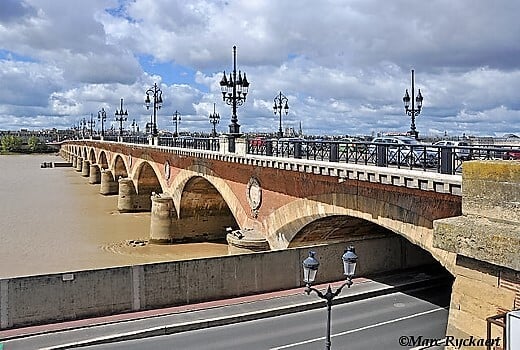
(82, 285, 449, 350)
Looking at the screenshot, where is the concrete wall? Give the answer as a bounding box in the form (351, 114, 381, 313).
(0, 236, 433, 329)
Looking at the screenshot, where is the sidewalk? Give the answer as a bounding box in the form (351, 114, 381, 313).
(0, 269, 450, 349)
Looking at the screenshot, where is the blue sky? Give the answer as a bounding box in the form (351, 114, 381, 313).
(1, 0, 520, 137)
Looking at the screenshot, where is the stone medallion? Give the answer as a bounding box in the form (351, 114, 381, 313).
(164, 161, 170, 180)
(246, 177, 262, 216)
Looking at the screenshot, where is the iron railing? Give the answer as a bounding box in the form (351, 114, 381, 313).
(158, 137, 220, 151)
(246, 138, 519, 175)
(73, 135, 519, 175)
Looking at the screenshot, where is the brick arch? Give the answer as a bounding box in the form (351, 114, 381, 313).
(174, 176, 240, 241)
(288, 214, 395, 247)
(82, 147, 87, 160)
(134, 160, 163, 197)
(88, 148, 96, 163)
(264, 193, 456, 273)
(170, 167, 250, 230)
(98, 151, 109, 169)
(112, 154, 128, 180)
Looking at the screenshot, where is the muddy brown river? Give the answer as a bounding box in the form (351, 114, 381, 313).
(0, 154, 228, 278)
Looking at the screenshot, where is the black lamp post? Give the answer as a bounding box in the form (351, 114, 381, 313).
(88, 113, 95, 137)
(115, 98, 128, 137)
(302, 246, 359, 350)
(220, 45, 250, 135)
(98, 108, 107, 137)
(402, 69, 423, 140)
(80, 118, 87, 139)
(209, 103, 220, 137)
(273, 91, 289, 138)
(145, 83, 163, 138)
(172, 110, 181, 137)
(131, 119, 137, 134)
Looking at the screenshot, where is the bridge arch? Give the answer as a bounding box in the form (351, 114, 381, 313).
(98, 151, 109, 169)
(170, 166, 250, 230)
(88, 148, 96, 163)
(82, 147, 87, 160)
(112, 154, 128, 180)
(135, 161, 163, 199)
(174, 176, 239, 241)
(265, 193, 456, 273)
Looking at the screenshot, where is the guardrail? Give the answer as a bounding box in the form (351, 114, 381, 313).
(73, 135, 519, 175)
(158, 137, 220, 151)
(246, 139, 519, 174)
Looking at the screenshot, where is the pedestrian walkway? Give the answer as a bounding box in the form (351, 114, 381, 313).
(0, 269, 449, 349)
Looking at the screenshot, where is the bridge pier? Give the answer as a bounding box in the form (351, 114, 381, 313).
(149, 194, 178, 243)
(75, 157, 83, 172)
(226, 229, 270, 254)
(89, 164, 101, 184)
(71, 155, 77, 168)
(118, 178, 152, 212)
(81, 160, 90, 177)
(99, 170, 118, 195)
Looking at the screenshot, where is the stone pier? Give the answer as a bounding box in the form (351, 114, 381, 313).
(81, 159, 90, 177)
(75, 157, 83, 172)
(99, 169, 118, 195)
(226, 229, 270, 254)
(434, 161, 520, 341)
(89, 164, 101, 184)
(149, 194, 178, 243)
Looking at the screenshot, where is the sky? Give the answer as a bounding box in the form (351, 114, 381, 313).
(0, 0, 519, 137)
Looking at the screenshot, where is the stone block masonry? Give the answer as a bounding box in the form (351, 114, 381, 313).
(433, 160, 520, 340)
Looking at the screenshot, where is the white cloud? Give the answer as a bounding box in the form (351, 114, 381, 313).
(0, 0, 519, 136)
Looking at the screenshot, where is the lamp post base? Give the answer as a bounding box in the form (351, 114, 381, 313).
(228, 122, 241, 135)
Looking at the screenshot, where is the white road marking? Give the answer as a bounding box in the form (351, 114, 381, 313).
(270, 307, 446, 350)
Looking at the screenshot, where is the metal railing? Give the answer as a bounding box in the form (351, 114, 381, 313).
(246, 138, 520, 175)
(158, 137, 220, 151)
(74, 135, 519, 175)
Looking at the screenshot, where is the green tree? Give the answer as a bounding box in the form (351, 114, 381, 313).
(28, 136, 42, 152)
(1, 135, 23, 152)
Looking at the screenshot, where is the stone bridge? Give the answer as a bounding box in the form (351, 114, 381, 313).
(59, 140, 519, 340)
(60, 140, 461, 267)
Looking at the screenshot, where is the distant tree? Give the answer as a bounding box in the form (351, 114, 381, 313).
(1, 135, 23, 152)
(28, 136, 43, 152)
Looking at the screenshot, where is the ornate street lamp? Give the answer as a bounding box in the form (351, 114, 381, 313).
(88, 113, 95, 137)
(98, 108, 107, 137)
(172, 110, 181, 137)
(220, 45, 250, 135)
(115, 98, 128, 137)
(403, 69, 423, 140)
(302, 246, 359, 350)
(273, 91, 289, 138)
(80, 117, 87, 139)
(145, 83, 163, 138)
(209, 103, 220, 137)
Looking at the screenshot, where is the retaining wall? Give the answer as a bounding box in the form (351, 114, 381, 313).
(0, 235, 433, 329)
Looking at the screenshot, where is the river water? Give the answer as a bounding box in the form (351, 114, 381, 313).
(0, 154, 228, 278)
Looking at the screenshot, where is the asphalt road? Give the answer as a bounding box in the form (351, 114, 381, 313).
(82, 286, 449, 350)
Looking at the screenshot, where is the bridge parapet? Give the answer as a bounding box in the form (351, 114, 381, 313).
(125, 142, 463, 196)
(63, 140, 462, 195)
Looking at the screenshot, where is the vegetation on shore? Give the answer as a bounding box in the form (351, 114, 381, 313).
(0, 135, 54, 154)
